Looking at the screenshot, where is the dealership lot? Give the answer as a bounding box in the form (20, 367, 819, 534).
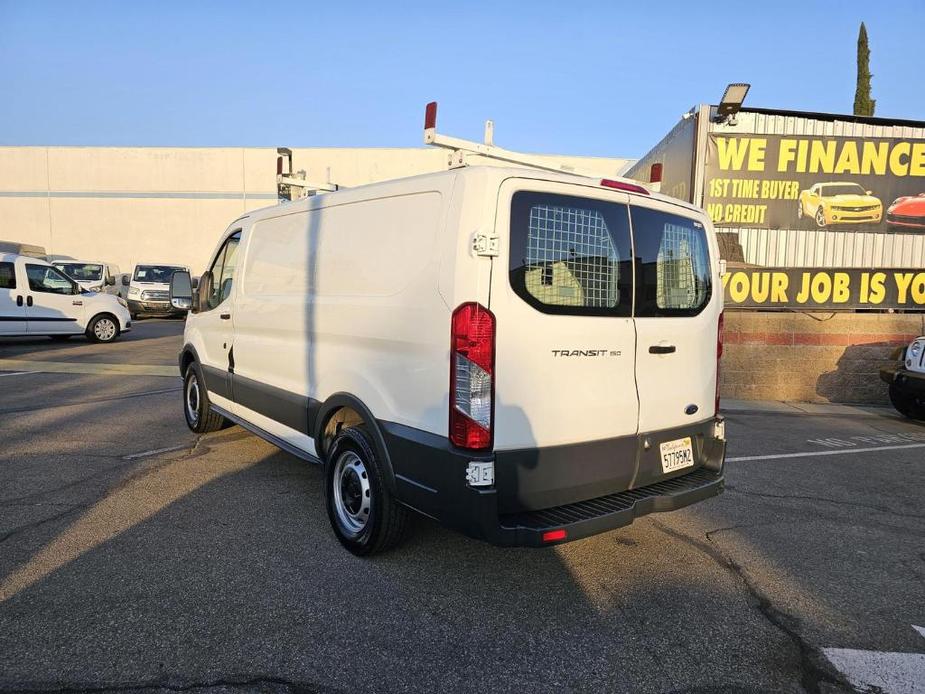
(0, 320, 923, 693)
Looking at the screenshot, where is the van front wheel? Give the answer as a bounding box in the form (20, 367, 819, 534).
(183, 363, 227, 433)
(86, 314, 120, 343)
(325, 426, 409, 556)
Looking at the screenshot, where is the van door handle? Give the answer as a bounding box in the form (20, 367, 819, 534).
(26, 296, 33, 307)
(220, 313, 231, 320)
(649, 345, 676, 354)
(16, 295, 23, 306)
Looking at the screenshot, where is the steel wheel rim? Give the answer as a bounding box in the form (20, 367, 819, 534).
(94, 318, 116, 341)
(332, 450, 371, 537)
(186, 373, 200, 425)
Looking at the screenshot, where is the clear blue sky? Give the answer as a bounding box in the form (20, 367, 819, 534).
(1, 0, 923, 158)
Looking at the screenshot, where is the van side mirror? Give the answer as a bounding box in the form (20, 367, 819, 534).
(170, 270, 194, 312)
(106, 274, 116, 286)
(191, 277, 199, 290)
(196, 271, 214, 313)
(121, 275, 130, 287)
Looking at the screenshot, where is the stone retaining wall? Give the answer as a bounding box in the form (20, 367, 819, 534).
(721, 312, 925, 404)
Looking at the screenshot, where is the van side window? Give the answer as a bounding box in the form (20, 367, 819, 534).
(25, 264, 76, 295)
(509, 192, 633, 316)
(206, 232, 241, 310)
(0, 262, 15, 289)
(631, 207, 711, 316)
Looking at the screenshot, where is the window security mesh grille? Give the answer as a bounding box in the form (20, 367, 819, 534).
(524, 204, 620, 308)
(657, 222, 707, 309)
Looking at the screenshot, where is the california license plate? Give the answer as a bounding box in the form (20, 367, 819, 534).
(659, 437, 694, 473)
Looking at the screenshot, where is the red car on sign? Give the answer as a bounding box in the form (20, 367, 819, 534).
(887, 193, 925, 231)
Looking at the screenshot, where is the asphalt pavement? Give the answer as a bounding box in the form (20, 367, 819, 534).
(0, 319, 923, 694)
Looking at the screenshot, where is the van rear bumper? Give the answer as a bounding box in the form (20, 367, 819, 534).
(381, 420, 725, 548)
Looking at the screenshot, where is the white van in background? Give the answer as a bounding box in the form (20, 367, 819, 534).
(170, 164, 726, 556)
(125, 263, 189, 320)
(52, 260, 122, 296)
(0, 252, 131, 342)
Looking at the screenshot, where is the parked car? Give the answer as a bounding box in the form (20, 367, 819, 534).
(880, 337, 925, 420)
(125, 263, 189, 320)
(797, 182, 882, 228)
(0, 252, 131, 342)
(886, 193, 925, 231)
(169, 166, 727, 555)
(52, 260, 121, 296)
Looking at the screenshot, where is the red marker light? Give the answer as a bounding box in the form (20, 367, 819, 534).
(542, 529, 567, 543)
(649, 163, 663, 184)
(276, 156, 283, 176)
(600, 179, 650, 195)
(425, 101, 438, 130)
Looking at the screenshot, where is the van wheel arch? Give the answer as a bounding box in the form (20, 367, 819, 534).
(179, 346, 199, 377)
(314, 394, 397, 493)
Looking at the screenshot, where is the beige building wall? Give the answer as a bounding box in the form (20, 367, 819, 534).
(0, 146, 632, 275)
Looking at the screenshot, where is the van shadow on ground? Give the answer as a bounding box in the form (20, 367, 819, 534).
(0, 416, 862, 694)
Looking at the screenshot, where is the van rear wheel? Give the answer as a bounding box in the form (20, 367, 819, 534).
(325, 426, 409, 556)
(183, 362, 227, 433)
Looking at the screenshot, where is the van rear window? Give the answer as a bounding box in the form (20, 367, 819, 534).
(631, 206, 711, 316)
(509, 192, 633, 316)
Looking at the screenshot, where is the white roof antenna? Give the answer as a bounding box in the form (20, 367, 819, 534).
(422, 101, 650, 194)
(276, 148, 342, 202)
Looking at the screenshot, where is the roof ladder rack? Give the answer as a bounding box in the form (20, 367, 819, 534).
(276, 147, 343, 202)
(422, 101, 650, 196)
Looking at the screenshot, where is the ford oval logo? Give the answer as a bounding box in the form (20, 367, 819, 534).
(685, 404, 699, 416)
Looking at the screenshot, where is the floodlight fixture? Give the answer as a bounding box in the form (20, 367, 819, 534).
(715, 83, 750, 124)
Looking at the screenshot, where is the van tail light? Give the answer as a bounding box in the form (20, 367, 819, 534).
(715, 311, 725, 415)
(450, 302, 495, 450)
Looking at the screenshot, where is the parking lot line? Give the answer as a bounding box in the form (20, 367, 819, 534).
(727, 442, 925, 462)
(0, 358, 177, 378)
(0, 371, 28, 377)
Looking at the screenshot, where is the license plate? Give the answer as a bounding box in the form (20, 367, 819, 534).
(659, 437, 694, 473)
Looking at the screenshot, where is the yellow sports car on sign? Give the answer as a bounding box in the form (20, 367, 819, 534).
(797, 182, 883, 228)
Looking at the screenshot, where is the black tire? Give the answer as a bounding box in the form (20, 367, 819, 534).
(325, 426, 409, 556)
(130, 312, 139, 321)
(889, 384, 925, 421)
(85, 314, 121, 343)
(183, 362, 227, 433)
(49, 335, 72, 342)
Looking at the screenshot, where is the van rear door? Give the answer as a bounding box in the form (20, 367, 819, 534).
(629, 197, 720, 462)
(490, 180, 639, 511)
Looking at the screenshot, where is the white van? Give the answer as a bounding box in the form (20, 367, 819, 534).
(125, 263, 190, 319)
(0, 253, 132, 342)
(52, 260, 121, 296)
(170, 166, 726, 555)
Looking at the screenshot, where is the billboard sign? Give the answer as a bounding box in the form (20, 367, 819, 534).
(722, 267, 925, 310)
(704, 134, 925, 232)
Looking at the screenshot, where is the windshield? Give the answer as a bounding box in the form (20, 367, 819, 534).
(55, 263, 103, 281)
(133, 265, 184, 282)
(821, 184, 865, 197)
